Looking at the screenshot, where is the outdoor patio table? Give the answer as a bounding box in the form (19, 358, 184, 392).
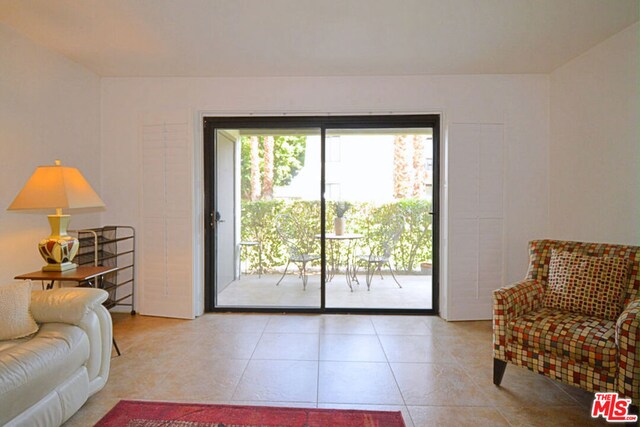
(315, 233, 363, 291)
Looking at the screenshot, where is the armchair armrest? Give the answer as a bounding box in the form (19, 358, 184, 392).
(30, 288, 108, 325)
(616, 298, 640, 404)
(493, 279, 546, 360)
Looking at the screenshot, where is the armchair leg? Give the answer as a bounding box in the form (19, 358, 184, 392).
(493, 358, 507, 386)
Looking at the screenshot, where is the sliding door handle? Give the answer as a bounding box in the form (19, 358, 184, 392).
(215, 211, 225, 223)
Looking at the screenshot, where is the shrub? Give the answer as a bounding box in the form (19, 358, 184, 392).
(240, 199, 432, 274)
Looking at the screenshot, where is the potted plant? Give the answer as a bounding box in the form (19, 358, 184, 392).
(420, 260, 432, 275)
(334, 201, 351, 235)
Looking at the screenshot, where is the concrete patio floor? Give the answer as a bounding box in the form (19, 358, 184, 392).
(217, 271, 433, 309)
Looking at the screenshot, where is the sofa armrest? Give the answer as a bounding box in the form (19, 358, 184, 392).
(493, 279, 546, 360)
(616, 298, 640, 404)
(30, 288, 112, 395)
(30, 288, 108, 325)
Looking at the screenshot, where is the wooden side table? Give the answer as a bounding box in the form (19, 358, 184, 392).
(15, 266, 119, 290)
(16, 265, 122, 356)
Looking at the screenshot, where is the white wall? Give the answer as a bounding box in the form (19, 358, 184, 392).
(550, 23, 639, 245)
(2, 17, 635, 319)
(0, 23, 102, 283)
(101, 74, 550, 319)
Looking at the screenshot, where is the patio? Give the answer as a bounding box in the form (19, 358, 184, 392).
(217, 272, 433, 310)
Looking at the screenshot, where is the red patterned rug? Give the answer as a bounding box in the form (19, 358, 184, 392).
(95, 400, 406, 427)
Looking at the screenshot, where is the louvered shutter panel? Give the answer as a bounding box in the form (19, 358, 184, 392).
(447, 123, 505, 320)
(139, 114, 195, 319)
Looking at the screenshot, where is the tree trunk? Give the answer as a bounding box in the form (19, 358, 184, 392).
(412, 135, 427, 198)
(262, 136, 274, 200)
(393, 135, 411, 199)
(249, 136, 261, 201)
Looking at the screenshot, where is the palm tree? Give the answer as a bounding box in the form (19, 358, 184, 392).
(412, 135, 427, 198)
(262, 136, 274, 200)
(393, 135, 411, 199)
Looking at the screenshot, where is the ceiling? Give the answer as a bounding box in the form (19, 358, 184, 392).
(0, 0, 637, 77)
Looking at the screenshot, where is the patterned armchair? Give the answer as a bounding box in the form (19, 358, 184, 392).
(493, 240, 640, 411)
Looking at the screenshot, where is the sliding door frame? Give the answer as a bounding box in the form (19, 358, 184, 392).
(204, 114, 440, 315)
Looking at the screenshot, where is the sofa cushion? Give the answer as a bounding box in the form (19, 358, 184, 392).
(0, 323, 90, 425)
(509, 307, 617, 370)
(0, 336, 31, 353)
(543, 250, 630, 320)
(0, 281, 39, 340)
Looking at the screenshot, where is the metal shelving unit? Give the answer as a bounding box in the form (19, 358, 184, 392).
(72, 226, 136, 315)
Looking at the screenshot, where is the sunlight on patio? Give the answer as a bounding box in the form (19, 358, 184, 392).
(218, 273, 433, 310)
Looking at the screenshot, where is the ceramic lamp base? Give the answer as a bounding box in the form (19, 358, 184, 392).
(37, 214, 79, 272)
(41, 260, 78, 272)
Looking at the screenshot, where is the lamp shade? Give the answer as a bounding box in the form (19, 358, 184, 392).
(8, 161, 104, 211)
(8, 160, 105, 272)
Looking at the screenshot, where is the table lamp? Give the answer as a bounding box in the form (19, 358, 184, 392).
(7, 160, 105, 272)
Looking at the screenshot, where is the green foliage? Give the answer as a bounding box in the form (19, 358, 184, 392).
(241, 200, 321, 272)
(240, 135, 307, 200)
(280, 200, 322, 258)
(240, 199, 433, 274)
(392, 199, 433, 271)
(240, 200, 286, 271)
(351, 200, 432, 272)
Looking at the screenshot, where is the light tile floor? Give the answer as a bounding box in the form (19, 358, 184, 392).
(64, 313, 608, 427)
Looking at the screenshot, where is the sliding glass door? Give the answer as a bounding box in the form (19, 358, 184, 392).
(204, 115, 439, 314)
(208, 127, 322, 309)
(324, 128, 434, 310)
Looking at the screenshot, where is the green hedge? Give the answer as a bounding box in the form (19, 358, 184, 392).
(240, 199, 432, 274)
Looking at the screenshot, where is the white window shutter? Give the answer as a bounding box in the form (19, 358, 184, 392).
(138, 113, 195, 319)
(447, 123, 505, 320)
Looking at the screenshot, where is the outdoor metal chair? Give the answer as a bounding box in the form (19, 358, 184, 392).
(356, 220, 403, 290)
(275, 214, 320, 290)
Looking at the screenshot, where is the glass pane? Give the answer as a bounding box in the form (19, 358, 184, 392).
(324, 128, 434, 309)
(215, 128, 321, 309)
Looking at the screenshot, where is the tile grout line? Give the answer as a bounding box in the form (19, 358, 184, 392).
(455, 354, 521, 427)
(547, 376, 593, 408)
(372, 317, 416, 427)
(316, 327, 321, 408)
(460, 357, 585, 427)
(227, 315, 271, 402)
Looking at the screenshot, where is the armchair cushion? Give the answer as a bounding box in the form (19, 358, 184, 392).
(510, 307, 617, 370)
(543, 250, 630, 320)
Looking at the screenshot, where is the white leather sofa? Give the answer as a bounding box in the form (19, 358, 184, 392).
(0, 288, 113, 427)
